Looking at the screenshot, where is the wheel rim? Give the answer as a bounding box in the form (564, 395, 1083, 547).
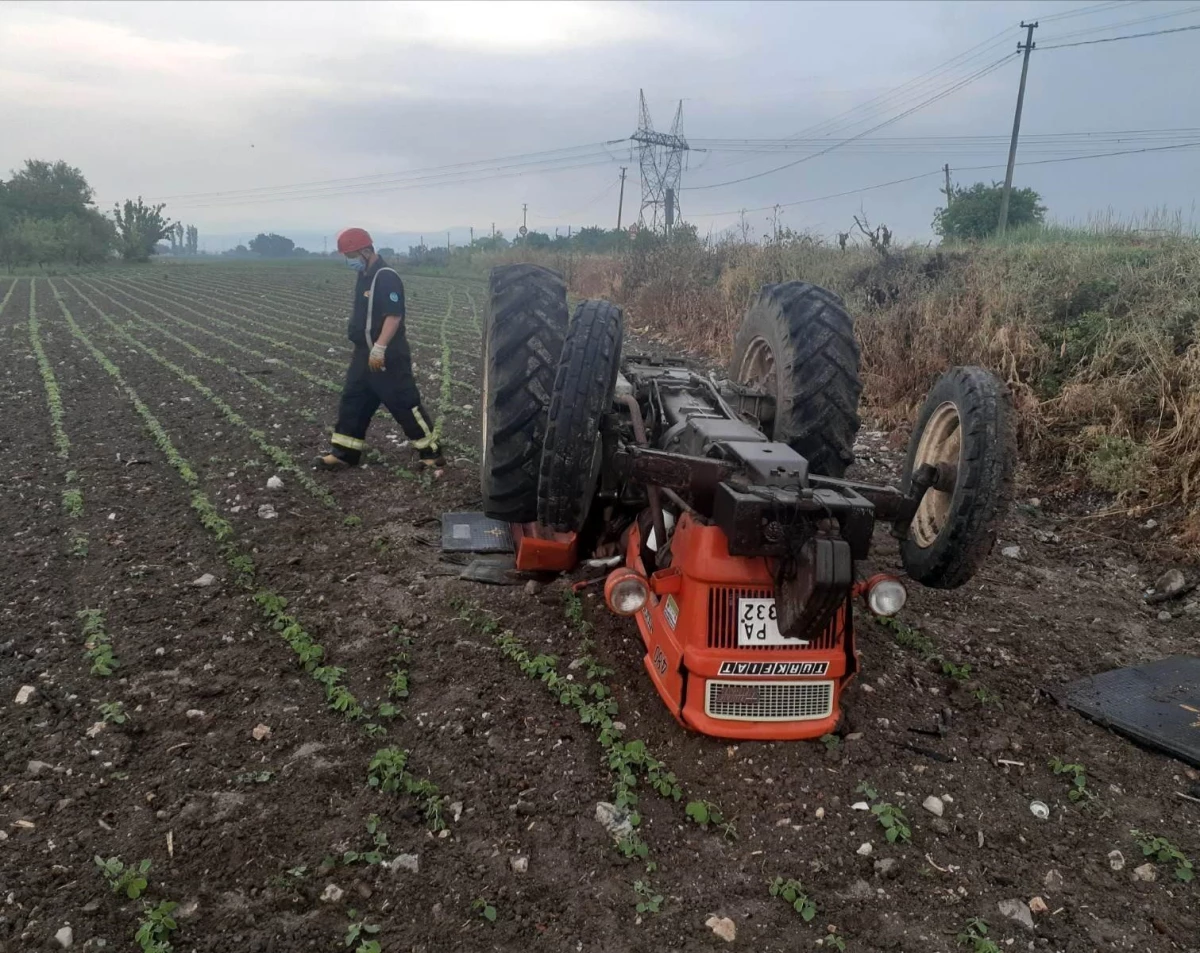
(910, 401, 963, 549)
(737, 336, 776, 394)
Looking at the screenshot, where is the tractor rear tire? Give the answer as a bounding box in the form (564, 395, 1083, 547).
(899, 366, 1015, 589)
(481, 264, 568, 523)
(730, 282, 862, 477)
(537, 299, 624, 532)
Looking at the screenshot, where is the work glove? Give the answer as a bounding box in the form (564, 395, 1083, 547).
(368, 343, 386, 372)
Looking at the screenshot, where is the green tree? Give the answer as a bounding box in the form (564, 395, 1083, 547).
(523, 230, 551, 249)
(248, 232, 296, 257)
(0, 160, 116, 266)
(934, 181, 1046, 240)
(112, 197, 172, 262)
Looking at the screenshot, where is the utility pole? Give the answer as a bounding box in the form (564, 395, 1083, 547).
(323, 236, 327, 255)
(943, 164, 953, 207)
(616, 166, 627, 231)
(522, 203, 528, 231)
(664, 187, 675, 233)
(491, 222, 495, 239)
(470, 226, 474, 244)
(447, 231, 451, 253)
(997, 21, 1037, 236)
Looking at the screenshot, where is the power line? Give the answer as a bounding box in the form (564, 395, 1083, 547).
(683, 52, 1018, 191)
(1039, 22, 1200, 48)
(1033, 0, 1144, 23)
(686, 140, 1200, 220)
(1038, 3, 1200, 41)
(170, 155, 624, 210)
(148, 140, 629, 203)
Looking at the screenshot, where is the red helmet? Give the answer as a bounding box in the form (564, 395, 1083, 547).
(336, 227, 373, 255)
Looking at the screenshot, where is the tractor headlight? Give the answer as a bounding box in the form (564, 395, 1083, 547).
(866, 576, 907, 617)
(605, 569, 650, 616)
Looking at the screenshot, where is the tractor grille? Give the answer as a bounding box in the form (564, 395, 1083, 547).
(705, 679, 834, 722)
(706, 587, 841, 650)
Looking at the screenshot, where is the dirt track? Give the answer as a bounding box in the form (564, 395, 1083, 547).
(0, 264, 1197, 953)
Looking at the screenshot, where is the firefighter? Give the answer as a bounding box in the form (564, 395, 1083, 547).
(314, 227, 445, 472)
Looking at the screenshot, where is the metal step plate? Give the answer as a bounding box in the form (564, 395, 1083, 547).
(441, 512, 514, 553)
(1061, 655, 1200, 768)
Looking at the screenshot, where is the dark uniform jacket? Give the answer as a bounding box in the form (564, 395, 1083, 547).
(348, 258, 406, 350)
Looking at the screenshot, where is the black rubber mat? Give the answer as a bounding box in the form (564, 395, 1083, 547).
(1061, 655, 1200, 768)
(441, 512, 514, 553)
(460, 555, 520, 585)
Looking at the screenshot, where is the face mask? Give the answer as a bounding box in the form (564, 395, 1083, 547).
(347, 256, 366, 272)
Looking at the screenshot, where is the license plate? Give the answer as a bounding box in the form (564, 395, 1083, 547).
(736, 598, 807, 647)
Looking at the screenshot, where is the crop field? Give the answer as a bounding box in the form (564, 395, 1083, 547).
(1, 262, 1197, 952)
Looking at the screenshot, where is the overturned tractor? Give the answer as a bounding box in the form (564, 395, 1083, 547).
(479, 264, 1013, 741)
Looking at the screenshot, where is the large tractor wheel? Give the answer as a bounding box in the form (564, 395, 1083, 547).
(481, 264, 568, 523)
(537, 299, 624, 532)
(899, 366, 1015, 589)
(730, 282, 862, 477)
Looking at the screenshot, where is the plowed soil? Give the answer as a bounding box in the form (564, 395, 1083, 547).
(1, 264, 1196, 953)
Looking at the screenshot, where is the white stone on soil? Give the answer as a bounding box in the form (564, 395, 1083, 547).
(258, 504, 278, 519)
(192, 574, 216, 587)
(320, 883, 345, 903)
(252, 724, 271, 741)
(1001, 545, 1023, 560)
(594, 802, 633, 839)
(922, 795, 945, 817)
(856, 842, 874, 857)
(1132, 862, 1157, 882)
(509, 856, 528, 874)
(267, 476, 284, 490)
(997, 898, 1034, 931)
(390, 854, 419, 874)
(705, 916, 737, 942)
(14, 685, 35, 705)
(54, 925, 73, 948)
(1108, 850, 1125, 871)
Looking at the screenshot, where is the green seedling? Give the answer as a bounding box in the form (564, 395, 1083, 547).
(99, 701, 128, 725)
(69, 533, 89, 558)
(956, 917, 1000, 953)
(471, 897, 497, 923)
(235, 770, 275, 785)
(940, 659, 972, 681)
(95, 855, 151, 899)
(342, 815, 389, 866)
(63, 488, 84, 517)
(344, 910, 382, 948)
(685, 800, 738, 840)
(343, 515, 363, 528)
(768, 877, 817, 921)
(872, 802, 912, 844)
(820, 733, 841, 751)
(79, 608, 118, 676)
(821, 933, 847, 951)
(856, 782, 911, 843)
(1131, 830, 1194, 882)
(134, 900, 178, 953)
(1049, 757, 1097, 806)
(633, 879, 664, 914)
(367, 747, 409, 793)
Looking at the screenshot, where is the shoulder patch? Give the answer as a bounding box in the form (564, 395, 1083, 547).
(389, 291, 399, 302)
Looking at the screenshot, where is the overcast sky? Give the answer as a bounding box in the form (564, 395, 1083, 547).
(3, 0, 1197, 250)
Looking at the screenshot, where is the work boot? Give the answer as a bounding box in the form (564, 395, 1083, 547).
(313, 452, 352, 471)
(418, 448, 446, 476)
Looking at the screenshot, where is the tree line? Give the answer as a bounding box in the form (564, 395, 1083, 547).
(0, 160, 181, 267)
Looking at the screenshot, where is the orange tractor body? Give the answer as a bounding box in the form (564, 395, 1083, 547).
(625, 514, 858, 740)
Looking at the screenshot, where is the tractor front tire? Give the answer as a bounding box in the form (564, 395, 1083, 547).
(899, 366, 1015, 589)
(730, 282, 862, 477)
(537, 299, 624, 532)
(481, 264, 568, 523)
